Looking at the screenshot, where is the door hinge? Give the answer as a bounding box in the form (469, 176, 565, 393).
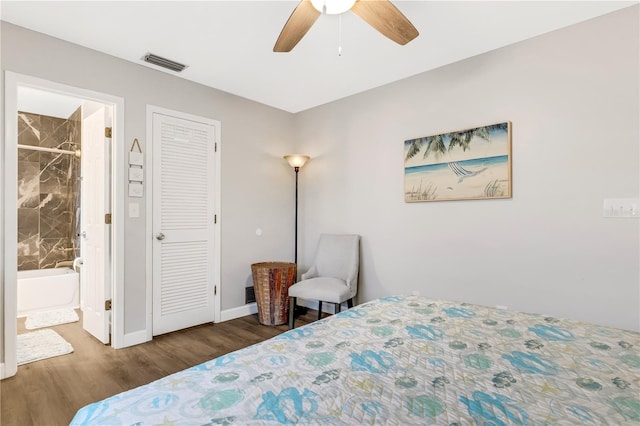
(105, 127, 112, 138)
(105, 299, 112, 311)
(105, 213, 112, 224)
(214, 214, 217, 224)
(215, 142, 217, 153)
(214, 285, 217, 296)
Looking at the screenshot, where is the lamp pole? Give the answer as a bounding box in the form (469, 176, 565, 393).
(284, 155, 310, 265)
(294, 166, 300, 264)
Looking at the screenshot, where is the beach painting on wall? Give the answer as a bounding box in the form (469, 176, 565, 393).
(404, 122, 512, 202)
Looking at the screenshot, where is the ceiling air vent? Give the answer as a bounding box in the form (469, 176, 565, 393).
(142, 53, 188, 72)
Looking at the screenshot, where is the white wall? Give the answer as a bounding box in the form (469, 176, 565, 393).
(294, 6, 640, 331)
(1, 21, 297, 359)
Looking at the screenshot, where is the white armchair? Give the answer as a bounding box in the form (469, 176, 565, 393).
(288, 234, 361, 329)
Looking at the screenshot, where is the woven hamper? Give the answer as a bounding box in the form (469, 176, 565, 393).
(251, 262, 297, 326)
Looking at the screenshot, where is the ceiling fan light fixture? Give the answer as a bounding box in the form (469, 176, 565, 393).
(274, 0, 418, 52)
(310, 0, 356, 15)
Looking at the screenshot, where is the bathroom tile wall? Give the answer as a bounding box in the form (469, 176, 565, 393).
(17, 108, 81, 270)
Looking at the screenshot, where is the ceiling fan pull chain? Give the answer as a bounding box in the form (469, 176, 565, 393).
(338, 14, 343, 56)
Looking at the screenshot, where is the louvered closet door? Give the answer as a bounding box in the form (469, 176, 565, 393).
(152, 113, 216, 336)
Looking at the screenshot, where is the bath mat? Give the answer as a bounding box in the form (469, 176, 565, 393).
(25, 309, 79, 330)
(17, 329, 73, 365)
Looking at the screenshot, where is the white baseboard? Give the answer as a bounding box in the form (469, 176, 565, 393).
(122, 330, 151, 348)
(220, 303, 258, 322)
(0, 362, 15, 380)
(218, 300, 343, 324)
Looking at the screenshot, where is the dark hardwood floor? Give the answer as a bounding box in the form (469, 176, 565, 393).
(0, 309, 316, 426)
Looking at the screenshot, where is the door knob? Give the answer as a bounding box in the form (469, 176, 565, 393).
(79, 231, 87, 238)
(156, 232, 165, 241)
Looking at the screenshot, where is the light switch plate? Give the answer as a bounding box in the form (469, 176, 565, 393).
(129, 202, 140, 218)
(603, 198, 639, 218)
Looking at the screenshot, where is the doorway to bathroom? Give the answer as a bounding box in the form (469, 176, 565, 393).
(2, 72, 125, 379)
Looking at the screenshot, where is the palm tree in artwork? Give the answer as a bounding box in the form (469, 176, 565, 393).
(405, 134, 446, 161)
(405, 123, 507, 162)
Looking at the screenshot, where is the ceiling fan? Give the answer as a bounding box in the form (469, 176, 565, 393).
(274, 0, 419, 52)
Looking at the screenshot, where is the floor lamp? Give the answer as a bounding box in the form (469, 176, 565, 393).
(283, 155, 310, 264)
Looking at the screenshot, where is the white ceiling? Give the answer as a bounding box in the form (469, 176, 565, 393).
(1, 1, 636, 113)
(18, 87, 84, 118)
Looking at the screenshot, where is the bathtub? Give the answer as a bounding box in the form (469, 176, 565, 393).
(17, 268, 80, 317)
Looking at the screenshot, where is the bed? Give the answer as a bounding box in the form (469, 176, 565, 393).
(71, 295, 639, 425)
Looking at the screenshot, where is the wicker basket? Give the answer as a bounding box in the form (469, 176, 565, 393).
(251, 262, 297, 326)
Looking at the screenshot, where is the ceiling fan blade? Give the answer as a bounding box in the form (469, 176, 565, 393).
(351, 0, 419, 45)
(274, 0, 321, 52)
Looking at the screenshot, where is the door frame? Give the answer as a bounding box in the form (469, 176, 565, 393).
(2, 71, 125, 379)
(144, 105, 221, 340)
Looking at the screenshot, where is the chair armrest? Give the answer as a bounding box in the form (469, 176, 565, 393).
(301, 265, 318, 280)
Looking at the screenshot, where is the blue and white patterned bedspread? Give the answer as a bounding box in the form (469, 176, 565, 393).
(71, 296, 640, 425)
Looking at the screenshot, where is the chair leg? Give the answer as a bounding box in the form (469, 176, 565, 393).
(335, 303, 341, 314)
(317, 301, 323, 321)
(289, 297, 296, 329)
(347, 298, 353, 309)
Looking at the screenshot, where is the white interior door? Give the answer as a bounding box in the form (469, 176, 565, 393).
(152, 112, 216, 335)
(80, 104, 111, 344)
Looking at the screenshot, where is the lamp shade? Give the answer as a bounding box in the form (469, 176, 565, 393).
(284, 154, 310, 169)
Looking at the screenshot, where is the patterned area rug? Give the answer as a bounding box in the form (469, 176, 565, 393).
(17, 329, 74, 365)
(25, 309, 79, 330)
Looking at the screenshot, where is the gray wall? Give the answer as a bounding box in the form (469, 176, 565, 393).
(1, 21, 297, 345)
(294, 6, 639, 331)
